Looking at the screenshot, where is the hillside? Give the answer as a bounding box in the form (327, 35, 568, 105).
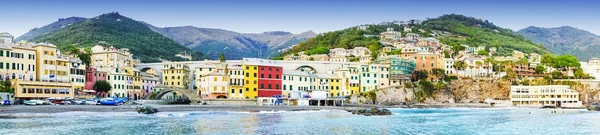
(280, 14, 548, 58)
(518, 26, 600, 60)
(16, 17, 87, 41)
(30, 12, 206, 62)
(146, 24, 316, 59)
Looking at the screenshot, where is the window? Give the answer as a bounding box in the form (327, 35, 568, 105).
(275, 75, 279, 79)
(246, 73, 249, 77)
(268, 84, 272, 89)
(260, 84, 264, 89)
(261, 74, 264, 78)
(254, 73, 257, 77)
(275, 84, 279, 90)
(283, 76, 286, 80)
(268, 74, 271, 78)
(283, 85, 286, 90)
(246, 88, 249, 91)
(253, 88, 257, 91)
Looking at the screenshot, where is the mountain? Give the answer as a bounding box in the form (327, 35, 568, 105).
(280, 14, 548, 58)
(518, 26, 600, 60)
(15, 17, 87, 41)
(29, 12, 206, 62)
(146, 24, 316, 59)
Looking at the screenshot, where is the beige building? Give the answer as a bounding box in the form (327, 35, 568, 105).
(0, 41, 37, 81)
(510, 85, 582, 107)
(33, 43, 71, 83)
(91, 45, 135, 68)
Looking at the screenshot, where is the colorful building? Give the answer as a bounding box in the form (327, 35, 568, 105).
(162, 62, 190, 89)
(84, 67, 107, 91)
(33, 43, 71, 83)
(141, 72, 160, 94)
(228, 65, 245, 99)
(242, 58, 282, 99)
(374, 56, 414, 86)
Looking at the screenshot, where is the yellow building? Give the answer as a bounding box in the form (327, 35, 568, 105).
(228, 66, 245, 99)
(7, 42, 74, 100)
(33, 43, 71, 83)
(329, 77, 341, 97)
(11, 79, 74, 99)
(90, 45, 134, 68)
(0, 41, 37, 81)
(124, 67, 142, 96)
(242, 64, 258, 99)
(162, 62, 190, 89)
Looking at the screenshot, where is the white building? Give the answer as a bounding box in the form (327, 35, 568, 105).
(456, 58, 493, 77)
(444, 58, 456, 75)
(282, 70, 315, 98)
(580, 58, 600, 80)
(0, 32, 14, 43)
(510, 85, 582, 107)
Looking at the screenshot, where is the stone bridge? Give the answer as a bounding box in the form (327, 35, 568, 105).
(142, 86, 203, 103)
(135, 60, 363, 89)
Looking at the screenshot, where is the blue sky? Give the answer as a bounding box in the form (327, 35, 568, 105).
(2, 0, 599, 37)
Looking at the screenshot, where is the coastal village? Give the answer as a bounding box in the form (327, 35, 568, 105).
(1, 22, 600, 109)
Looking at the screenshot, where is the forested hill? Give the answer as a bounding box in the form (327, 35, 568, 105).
(279, 14, 549, 58)
(31, 12, 206, 62)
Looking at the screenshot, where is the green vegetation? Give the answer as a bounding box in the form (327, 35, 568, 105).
(535, 65, 546, 74)
(477, 50, 488, 56)
(32, 12, 206, 62)
(93, 80, 112, 93)
(540, 54, 581, 70)
(0, 81, 14, 93)
(412, 70, 429, 81)
(421, 14, 548, 56)
(282, 27, 381, 56)
(280, 14, 549, 59)
(219, 53, 226, 62)
(386, 49, 402, 55)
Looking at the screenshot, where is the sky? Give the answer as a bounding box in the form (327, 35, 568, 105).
(1, 0, 599, 37)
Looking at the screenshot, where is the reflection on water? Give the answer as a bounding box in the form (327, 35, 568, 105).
(1, 109, 599, 134)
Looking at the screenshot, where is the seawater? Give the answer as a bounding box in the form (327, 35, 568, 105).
(1, 108, 599, 135)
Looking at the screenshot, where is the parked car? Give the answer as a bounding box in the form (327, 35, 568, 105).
(3, 100, 11, 105)
(99, 98, 121, 106)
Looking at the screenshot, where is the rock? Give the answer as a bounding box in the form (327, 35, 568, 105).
(364, 113, 372, 116)
(350, 108, 392, 116)
(136, 105, 158, 114)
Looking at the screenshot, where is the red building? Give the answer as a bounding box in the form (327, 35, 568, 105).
(257, 65, 283, 97)
(85, 67, 107, 90)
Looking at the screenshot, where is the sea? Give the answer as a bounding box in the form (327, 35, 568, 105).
(1, 108, 599, 135)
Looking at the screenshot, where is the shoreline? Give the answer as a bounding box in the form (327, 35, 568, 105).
(0, 103, 587, 115)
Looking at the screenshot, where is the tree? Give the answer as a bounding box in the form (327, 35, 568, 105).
(431, 68, 447, 81)
(541, 54, 555, 66)
(535, 65, 546, 74)
(93, 80, 112, 93)
(418, 80, 435, 96)
(453, 61, 467, 70)
(516, 57, 529, 65)
(552, 71, 563, 79)
(554, 55, 580, 70)
(574, 68, 589, 79)
(78, 53, 91, 66)
(413, 70, 429, 81)
(219, 53, 226, 62)
(475, 61, 483, 69)
(443, 50, 451, 58)
(477, 50, 488, 56)
(0, 81, 14, 93)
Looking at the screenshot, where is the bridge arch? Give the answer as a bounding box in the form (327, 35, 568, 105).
(295, 65, 318, 73)
(142, 86, 203, 103)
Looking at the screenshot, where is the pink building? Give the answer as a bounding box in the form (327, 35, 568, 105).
(85, 67, 107, 90)
(141, 72, 160, 94)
